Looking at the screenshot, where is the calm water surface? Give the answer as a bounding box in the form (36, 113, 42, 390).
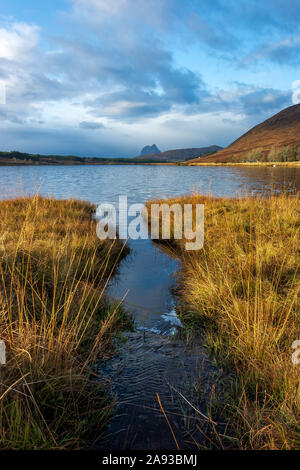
(0, 164, 299, 202)
(1, 165, 298, 449)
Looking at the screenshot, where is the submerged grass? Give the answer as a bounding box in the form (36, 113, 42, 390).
(147, 192, 300, 449)
(0, 195, 130, 449)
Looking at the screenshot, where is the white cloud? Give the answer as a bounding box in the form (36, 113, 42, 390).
(0, 22, 39, 61)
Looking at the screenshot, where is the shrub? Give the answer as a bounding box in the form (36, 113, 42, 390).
(243, 150, 262, 162)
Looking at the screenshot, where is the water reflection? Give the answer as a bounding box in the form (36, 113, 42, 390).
(0, 164, 299, 204)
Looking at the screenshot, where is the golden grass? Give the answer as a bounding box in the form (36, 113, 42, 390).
(0, 195, 129, 449)
(186, 161, 300, 167)
(147, 193, 300, 449)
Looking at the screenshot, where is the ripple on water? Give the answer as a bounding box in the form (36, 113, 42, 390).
(98, 239, 227, 450)
(99, 329, 222, 450)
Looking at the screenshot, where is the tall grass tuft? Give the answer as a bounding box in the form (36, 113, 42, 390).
(0, 195, 129, 449)
(147, 192, 300, 449)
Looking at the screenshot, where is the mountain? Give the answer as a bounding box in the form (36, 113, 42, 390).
(135, 145, 222, 162)
(140, 144, 161, 156)
(188, 104, 300, 163)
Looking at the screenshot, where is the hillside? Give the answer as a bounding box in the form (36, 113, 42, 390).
(134, 145, 222, 162)
(189, 104, 300, 163)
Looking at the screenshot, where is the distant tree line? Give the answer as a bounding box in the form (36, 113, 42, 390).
(0, 151, 168, 164)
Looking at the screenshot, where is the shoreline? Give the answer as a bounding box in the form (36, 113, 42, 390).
(186, 161, 300, 167)
(0, 160, 299, 167)
(0, 161, 177, 166)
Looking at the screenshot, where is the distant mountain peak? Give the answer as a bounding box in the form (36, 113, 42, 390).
(135, 145, 222, 162)
(140, 144, 161, 156)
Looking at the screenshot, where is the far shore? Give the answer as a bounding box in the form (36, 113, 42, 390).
(0, 160, 299, 167)
(185, 161, 300, 167)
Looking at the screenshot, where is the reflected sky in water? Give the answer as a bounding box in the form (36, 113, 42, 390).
(0, 164, 299, 205)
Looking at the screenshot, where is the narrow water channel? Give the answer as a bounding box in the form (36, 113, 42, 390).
(99, 238, 224, 450)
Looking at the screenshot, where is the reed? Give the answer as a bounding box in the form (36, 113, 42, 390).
(0, 195, 129, 449)
(147, 192, 300, 449)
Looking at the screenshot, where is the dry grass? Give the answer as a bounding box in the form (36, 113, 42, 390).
(0, 195, 129, 449)
(147, 192, 300, 449)
(187, 161, 300, 167)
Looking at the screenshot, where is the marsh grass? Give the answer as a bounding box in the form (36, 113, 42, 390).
(0, 195, 130, 449)
(147, 192, 300, 449)
(187, 161, 300, 167)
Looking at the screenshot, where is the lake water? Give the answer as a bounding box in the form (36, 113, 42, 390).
(0, 164, 299, 203)
(1, 164, 299, 450)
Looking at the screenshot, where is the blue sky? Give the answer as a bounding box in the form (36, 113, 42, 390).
(0, 0, 299, 157)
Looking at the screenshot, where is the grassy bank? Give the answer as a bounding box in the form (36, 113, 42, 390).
(147, 193, 300, 449)
(0, 196, 129, 449)
(186, 161, 300, 167)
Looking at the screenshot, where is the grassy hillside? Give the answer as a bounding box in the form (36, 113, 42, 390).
(189, 104, 300, 163)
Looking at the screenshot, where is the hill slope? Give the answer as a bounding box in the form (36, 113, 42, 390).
(135, 145, 222, 162)
(189, 104, 300, 163)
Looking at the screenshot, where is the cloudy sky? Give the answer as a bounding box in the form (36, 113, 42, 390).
(0, 0, 299, 157)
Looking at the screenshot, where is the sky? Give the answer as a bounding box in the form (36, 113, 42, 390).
(0, 0, 299, 157)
